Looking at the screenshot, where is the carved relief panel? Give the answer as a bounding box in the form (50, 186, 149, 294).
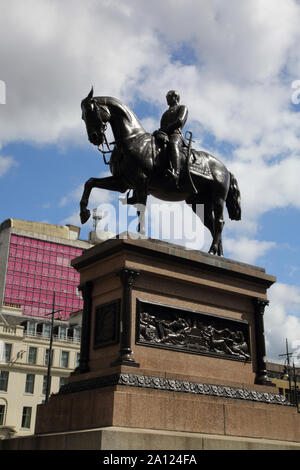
(135, 299, 251, 362)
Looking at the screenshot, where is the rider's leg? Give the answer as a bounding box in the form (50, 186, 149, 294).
(167, 135, 181, 188)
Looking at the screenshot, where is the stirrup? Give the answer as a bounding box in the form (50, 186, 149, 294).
(166, 169, 180, 188)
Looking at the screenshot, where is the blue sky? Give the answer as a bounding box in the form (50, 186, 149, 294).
(1, 0, 300, 364)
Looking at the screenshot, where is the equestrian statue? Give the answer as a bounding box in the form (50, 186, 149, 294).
(79, 88, 241, 256)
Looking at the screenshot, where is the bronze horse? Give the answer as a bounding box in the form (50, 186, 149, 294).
(80, 88, 241, 255)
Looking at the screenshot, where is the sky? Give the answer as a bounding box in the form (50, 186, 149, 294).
(1, 0, 300, 365)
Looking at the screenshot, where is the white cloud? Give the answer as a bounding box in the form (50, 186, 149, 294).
(1, 0, 299, 153)
(0, 0, 169, 145)
(0, 155, 16, 177)
(224, 236, 276, 264)
(265, 283, 300, 365)
(62, 211, 82, 228)
(225, 156, 300, 238)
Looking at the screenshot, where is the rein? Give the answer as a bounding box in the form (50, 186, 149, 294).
(97, 134, 115, 165)
(93, 100, 115, 165)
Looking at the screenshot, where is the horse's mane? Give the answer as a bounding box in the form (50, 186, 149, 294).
(94, 96, 145, 131)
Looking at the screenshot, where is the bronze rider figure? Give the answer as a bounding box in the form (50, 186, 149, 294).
(156, 90, 188, 188)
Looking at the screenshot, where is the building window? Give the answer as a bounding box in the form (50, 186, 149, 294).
(28, 347, 37, 364)
(60, 351, 69, 368)
(25, 374, 35, 394)
(43, 323, 51, 338)
(0, 404, 5, 425)
(73, 328, 81, 342)
(27, 321, 36, 336)
(59, 377, 68, 389)
(0, 371, 9, 391)
(3, 343, 12, 362)
(21, 407, 32, 428)
(59, 326, 67, 341)
(76, 353, 80, 368)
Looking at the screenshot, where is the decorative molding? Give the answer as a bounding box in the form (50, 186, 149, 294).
(136, 299, 251, 362)
(59, 372, 292, 407)
(253, 298, 269, 314)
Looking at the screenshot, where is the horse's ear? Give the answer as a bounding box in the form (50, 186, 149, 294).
(88, 86, 94, 100)
(83, 87, 93, 102)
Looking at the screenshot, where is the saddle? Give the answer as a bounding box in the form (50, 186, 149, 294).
(152, 130, 213, 182)
(189, 150, 213, 180)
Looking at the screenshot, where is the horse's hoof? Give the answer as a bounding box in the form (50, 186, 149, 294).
(127, 195, 138, 205)
(80, 209, 91, 224)
(119, 196, 127, 206)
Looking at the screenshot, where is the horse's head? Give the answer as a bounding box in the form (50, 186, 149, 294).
(81, 88, 111, 146)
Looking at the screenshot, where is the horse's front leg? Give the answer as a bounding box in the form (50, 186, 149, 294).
(80, 178, 94, 224)
(137, 199, 147, 235)
(134, 178, 148, 235)
(80, 176, 128, 224)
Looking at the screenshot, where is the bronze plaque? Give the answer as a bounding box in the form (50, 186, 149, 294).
(135, 299, 251, 362)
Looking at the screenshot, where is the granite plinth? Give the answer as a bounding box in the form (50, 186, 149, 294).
(29, 236, 300, 447)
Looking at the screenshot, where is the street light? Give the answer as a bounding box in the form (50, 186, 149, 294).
(44, 292, 62, 403)
(279, 338, 298, 409)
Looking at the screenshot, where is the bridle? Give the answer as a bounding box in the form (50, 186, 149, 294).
(89, 99, 115, 165)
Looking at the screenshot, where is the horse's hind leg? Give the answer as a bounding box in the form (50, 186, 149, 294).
(189, 200, 214, 250)
(203, 202, 215, 244)
(204, 203, 223, 255)
(209, 197, 225, 256)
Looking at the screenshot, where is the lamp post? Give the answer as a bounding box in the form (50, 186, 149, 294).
(279, 339, 295, 405)
(45, 292, 62, 403)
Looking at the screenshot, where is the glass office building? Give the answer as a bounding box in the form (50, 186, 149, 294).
(0, 219, 91, 319)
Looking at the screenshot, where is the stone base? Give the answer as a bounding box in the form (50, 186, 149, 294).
(1, 426, 300, 450)
(32, 372, 300, 445)
(13, 237, 298, 451)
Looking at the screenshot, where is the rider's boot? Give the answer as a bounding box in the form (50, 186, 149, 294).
(169, 143, 181, 189)
(173, 170, 180, 189)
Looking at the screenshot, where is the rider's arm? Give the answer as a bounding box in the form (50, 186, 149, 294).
(163, 105, 188, 134)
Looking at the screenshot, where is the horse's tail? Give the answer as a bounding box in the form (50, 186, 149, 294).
(226, 172, 241, 220)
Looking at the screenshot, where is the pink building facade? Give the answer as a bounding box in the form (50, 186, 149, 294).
(0, 219, 92, 319)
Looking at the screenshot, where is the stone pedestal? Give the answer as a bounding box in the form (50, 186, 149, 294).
(29, 236, 300, 447)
